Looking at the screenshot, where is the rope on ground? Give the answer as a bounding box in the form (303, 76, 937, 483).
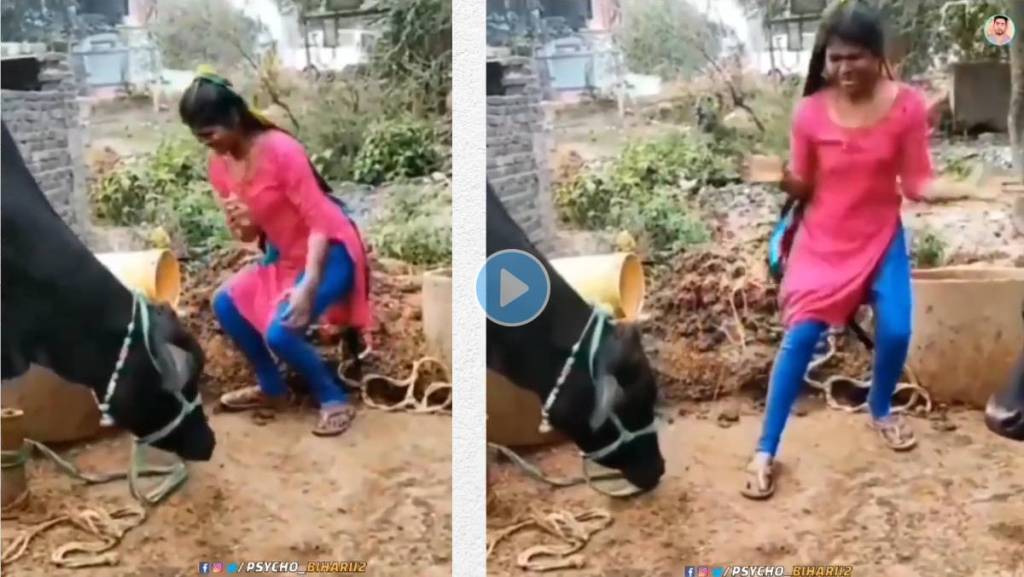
(804, 335, 932, 415)
(487, 508, 613, 572)
(336, 343, 452, 415)
(488, 443, 644, 499)
(0, 439, 186, 569)
(2, 505, 146, 568)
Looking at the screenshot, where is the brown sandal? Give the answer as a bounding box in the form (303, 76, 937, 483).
(740, 454, 776, 500)
(871, 415, 918, 451)
(312, 405, 357, 437)
(220, 386, 289, 412)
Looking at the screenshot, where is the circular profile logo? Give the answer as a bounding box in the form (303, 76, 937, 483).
(985, 14, 1015, 47)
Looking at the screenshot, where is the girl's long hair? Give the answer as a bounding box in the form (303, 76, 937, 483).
(179, 77, 338, 196)
(802, 0, 893, 97)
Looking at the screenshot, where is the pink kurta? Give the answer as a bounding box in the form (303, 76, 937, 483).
(209, 130, 372, 336)
(781, 84, 933, 328)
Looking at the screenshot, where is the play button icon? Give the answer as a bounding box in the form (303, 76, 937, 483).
(477, 249, 551, 326)
(499, 269, 529, 307)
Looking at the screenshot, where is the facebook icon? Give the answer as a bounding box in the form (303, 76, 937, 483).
(199, 562, 211, 574)
(685, 567, 697, 577)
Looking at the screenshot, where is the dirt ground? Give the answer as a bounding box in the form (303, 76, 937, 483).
(4, 408, 451, 577)
(487, 401, 1024, 577)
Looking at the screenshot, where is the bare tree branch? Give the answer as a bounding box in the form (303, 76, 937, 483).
(224, 33, 302, 132)
(692, 40, 767, 134)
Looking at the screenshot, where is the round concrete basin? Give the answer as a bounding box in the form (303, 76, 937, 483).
(908, 266, 1024, 408)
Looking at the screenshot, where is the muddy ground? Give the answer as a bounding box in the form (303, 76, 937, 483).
(487, 401, 1024, 577)
(4, 409, 451, 577)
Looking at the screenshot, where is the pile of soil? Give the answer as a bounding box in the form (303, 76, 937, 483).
(643, 247, 870, 403)
(644, 248, 781, 403)
(177, 247, 431, 402)
(178, 248, 260, 400)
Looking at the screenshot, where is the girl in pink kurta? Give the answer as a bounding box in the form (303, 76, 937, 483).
(179, 69, 372, 437)
(742, 2, 935, 499)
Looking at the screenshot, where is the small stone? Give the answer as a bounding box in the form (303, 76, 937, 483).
(717, 405, 740, 427)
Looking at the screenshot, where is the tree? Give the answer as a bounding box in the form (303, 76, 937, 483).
(369, 0, 452, 116)
(616, 0, 724, 80)
(151, 0, 262, 71)
(1, 0, 74, 45)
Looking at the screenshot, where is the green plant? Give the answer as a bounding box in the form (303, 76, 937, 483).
(911, 228, 947, 269)
(90, 136, 232, 256)
(353, 117, 442, 185)
(296, 81, 383, 182)
(941, 156, 974, 181)
(369, 184, 451, 266)
(554, 132, 720, 255)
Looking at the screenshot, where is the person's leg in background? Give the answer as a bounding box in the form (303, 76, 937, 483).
(213, 286, 288, 408)
(265, 243, 356, 435)
(743, 319, 828, 499)
(866, 226, 916, 450)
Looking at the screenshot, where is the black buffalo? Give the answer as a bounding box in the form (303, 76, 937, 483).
(486, 183, 665, 491)
(1, 121, 215, 461)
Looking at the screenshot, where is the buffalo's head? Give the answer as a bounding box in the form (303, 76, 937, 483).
(547, 320, 665, 492)
(105, 302, 216, 461)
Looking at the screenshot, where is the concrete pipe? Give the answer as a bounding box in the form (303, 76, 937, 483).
(422, 268, 453, 370)
(908, 266, 1024, 408)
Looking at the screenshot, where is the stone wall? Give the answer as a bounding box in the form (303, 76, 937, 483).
(486, 57, 555, 252)
(1, 54, 91, 242)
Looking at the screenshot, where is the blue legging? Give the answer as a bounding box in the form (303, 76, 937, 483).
(213, 243, 354, 408)
(757, 226, 913, 457)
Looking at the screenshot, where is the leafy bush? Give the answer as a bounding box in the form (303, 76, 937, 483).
(911, 228, 947, 269)
(297, 80, 385, 182)
(369, 183, 451, 266)
(554, 133, 721, 255)
(353, 117, 442, 185)
(90, 136, 231, 256)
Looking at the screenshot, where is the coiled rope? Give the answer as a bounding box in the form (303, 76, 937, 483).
(1, 439, 185, 568)
(335, 342, 452, 414)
